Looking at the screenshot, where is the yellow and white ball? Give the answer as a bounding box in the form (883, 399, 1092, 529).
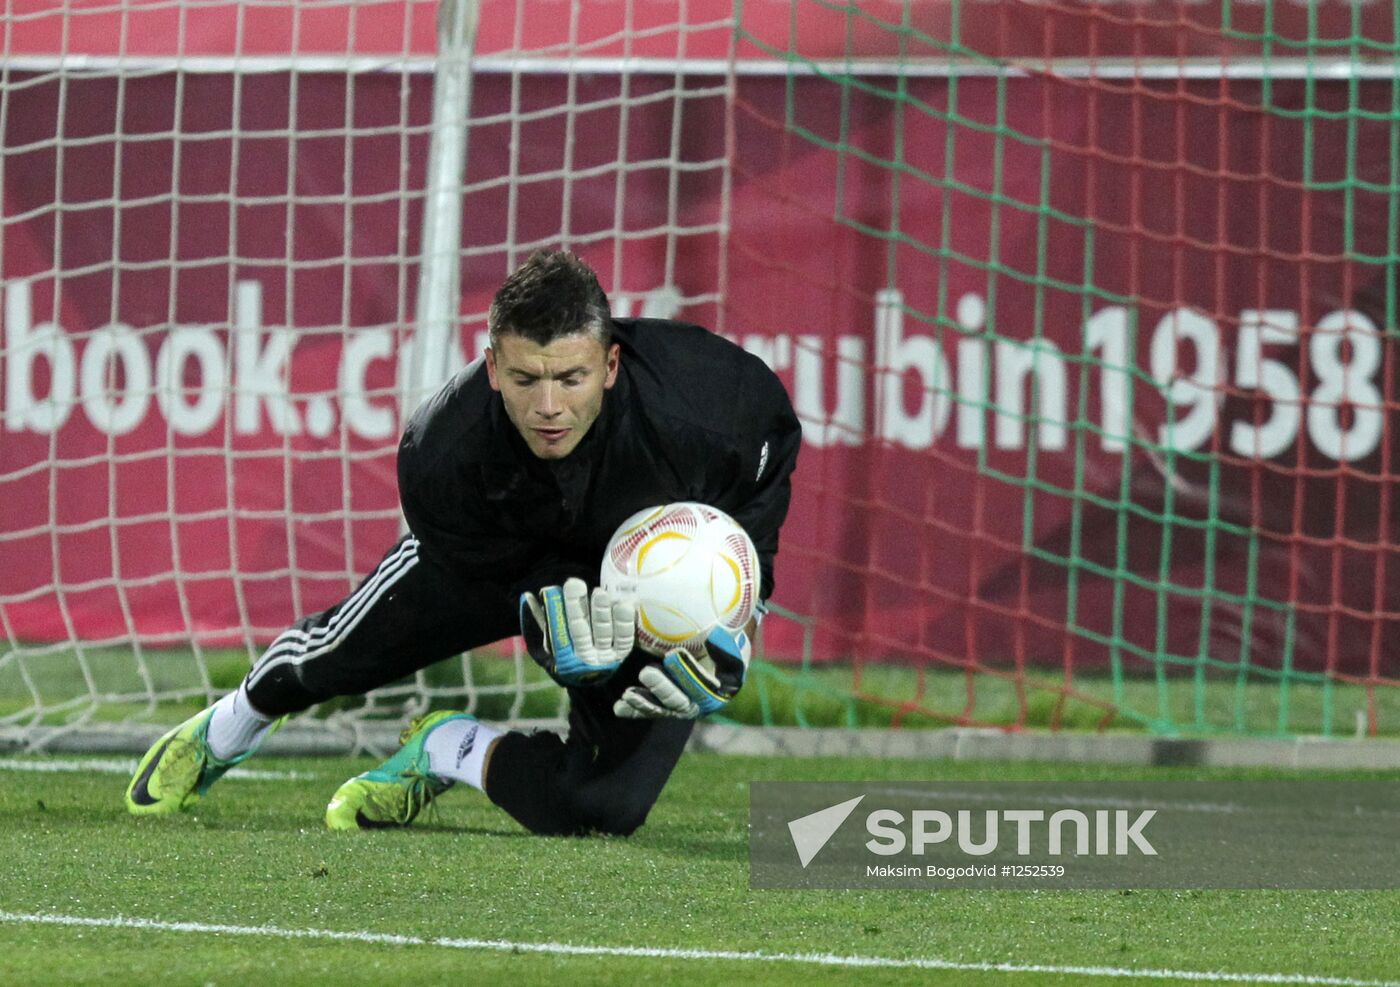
(600, 502, 760, 656)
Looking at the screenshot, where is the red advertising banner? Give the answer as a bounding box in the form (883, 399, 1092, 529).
(2, 3, 1396, 682)
(725, 73, 1397, 678)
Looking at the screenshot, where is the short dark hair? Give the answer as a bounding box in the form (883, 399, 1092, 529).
(487, 250, 612, 349)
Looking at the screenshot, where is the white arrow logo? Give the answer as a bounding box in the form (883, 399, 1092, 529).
(787, 795, 865, 868)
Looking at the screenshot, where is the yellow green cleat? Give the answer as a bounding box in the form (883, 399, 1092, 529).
(124, 707, 281, 815)
(325, 710, 473, 831)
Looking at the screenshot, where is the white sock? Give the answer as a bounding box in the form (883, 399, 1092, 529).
(424, 717, 502, 791)
(205, 682, 277, 761)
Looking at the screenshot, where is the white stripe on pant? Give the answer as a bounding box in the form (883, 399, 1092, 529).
(246, 537, 421, 692)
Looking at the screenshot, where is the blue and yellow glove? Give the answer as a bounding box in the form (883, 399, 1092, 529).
(520, 577, 635, 686)
(613, 625, 752, 719)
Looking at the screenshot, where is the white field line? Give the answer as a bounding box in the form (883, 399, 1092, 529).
(0, 911, 1397, 986)
(0, 757, 316, 781)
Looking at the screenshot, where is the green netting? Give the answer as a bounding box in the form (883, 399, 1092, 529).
(737, 0, 1400, 737)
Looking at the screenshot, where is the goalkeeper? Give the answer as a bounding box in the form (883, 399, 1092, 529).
(124, 250, 801, 836)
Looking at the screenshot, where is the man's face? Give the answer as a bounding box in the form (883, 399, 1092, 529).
(485, 331, 620, 459)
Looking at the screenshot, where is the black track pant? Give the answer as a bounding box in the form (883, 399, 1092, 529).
(244, 535, 692, 836)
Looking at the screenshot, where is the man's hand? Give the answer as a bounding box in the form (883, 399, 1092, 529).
(613, 625, 751, 719)
(520, 577, 636, 686)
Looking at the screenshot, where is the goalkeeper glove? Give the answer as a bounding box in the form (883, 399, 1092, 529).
(520, 577, 635, 686)
(613, 625, 752, 720)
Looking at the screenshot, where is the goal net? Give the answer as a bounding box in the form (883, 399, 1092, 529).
(739, 0, 1400, 739)
(1, 0, 1396, 750)
(0, 0, 735, 750)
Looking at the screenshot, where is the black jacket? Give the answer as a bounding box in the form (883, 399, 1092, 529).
(397, 318, 801, 600)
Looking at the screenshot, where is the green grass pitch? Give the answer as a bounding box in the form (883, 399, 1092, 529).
(1, 753, 1398, 986)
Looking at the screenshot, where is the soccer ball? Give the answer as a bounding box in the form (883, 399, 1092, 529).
(600, 502, 760, 657)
